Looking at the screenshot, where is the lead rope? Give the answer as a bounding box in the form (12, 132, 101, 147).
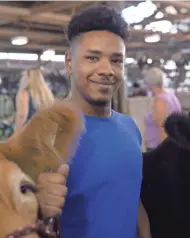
(44, 216, 61, 238)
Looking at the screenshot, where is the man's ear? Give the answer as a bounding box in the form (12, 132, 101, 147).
(65, 49, 72, 75)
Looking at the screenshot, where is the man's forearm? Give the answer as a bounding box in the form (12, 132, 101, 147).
(137, 201, 152, 238)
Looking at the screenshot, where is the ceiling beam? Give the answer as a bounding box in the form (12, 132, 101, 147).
(0, 40, 189, 56)
(30, 2, 67, 14)
(128, 41, 190, 54)
(0, 4, 71, 25)
(0, 61, 40, 71)
(0, 21, 188, 45)
(29, 1, 86, 15)
(0, 41, 66, 52)
(105, 1, 125, 11)
(0, 27, 65, 42)
(131, 29, 190, 42)
(0, 2, 188, 28)
(157, 1, 190, 10)
(127, 42, 168, 49)
(0, 27, 189, 48)
(157, 12, 190, 22)
(0, 41, 160, 53)
(0, 40, 185, 53)
(131, 12, 190, 28)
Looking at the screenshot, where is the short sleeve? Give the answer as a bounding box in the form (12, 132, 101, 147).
(123, 115, 142, 146)
(133, 120, 142, 146)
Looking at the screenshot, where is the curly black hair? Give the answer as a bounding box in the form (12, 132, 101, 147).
(67, 4, 129, 42)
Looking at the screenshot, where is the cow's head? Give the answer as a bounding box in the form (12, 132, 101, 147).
(0, 153, 39, 238)
(0, 100, 84, 237)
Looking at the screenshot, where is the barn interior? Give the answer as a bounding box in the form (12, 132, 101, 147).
(0, 0, 189, 150)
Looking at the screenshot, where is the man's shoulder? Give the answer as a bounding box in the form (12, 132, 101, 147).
(112, 110, 142, 145)
(112, 110, 136, 125)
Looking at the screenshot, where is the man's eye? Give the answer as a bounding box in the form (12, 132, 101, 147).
(86, 56, 98, 62)
(111, 59, 123, 64)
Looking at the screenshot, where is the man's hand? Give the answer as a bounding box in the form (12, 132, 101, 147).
(36, 164, 69, 218)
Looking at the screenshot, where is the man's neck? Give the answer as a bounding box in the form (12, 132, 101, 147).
(70, 94, 111, 118)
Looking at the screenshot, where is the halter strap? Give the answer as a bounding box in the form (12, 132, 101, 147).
(5, 219, 57, 238)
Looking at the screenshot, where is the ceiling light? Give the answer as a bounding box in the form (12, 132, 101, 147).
(41, 54, 65, 62)
(145, 20, 173, 33)
(147, 58, 153, 64)
(42, 49, 55, 56)
(170, 25, 178, 34)
(145, 34, 160, 43)
(122, 0, 157, 24)
(164, 60, 176, 70)
(133, 25, 143, 30)
(184, 63, 190, 70)
(41, 49, 55, 61)
(178, 23, 189, 32)
(180, 8, 188, 14)
(184, 87, 189, 92)
(177, 87, 182, 93)
(125, 58, 136, 64)
(51, 55, 65, 62)
(163, 77, 171, 87)
(127, 81, 132, 87)
(169, 71, 177, 77)
(186, 71, 190, 78)
(0, 52, 38, 61)
(165, 6, 178, 15)
(184, 79, 190, 85)
(160, 59, 165, 64)
(11, 36, 28, 46)
(155, 11, 164, 19)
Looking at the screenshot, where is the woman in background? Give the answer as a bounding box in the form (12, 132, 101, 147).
(15, 68, 54, 132)
(144, 67, 181, 151)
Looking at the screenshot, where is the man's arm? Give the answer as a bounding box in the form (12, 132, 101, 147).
(36, 164, 69, 237)
(137, 200, 151, 238)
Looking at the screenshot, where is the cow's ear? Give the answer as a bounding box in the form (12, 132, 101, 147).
(0, 100, 84, 181)
(164, 113, 190, 150)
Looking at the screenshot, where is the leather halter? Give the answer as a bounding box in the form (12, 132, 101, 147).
(5, 217, 59, 238)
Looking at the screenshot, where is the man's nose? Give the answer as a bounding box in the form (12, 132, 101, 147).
(97, 59, 114, 77)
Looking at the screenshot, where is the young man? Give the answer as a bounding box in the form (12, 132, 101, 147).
(37, 5, 143, 238)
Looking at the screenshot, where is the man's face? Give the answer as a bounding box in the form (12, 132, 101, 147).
(66, 30, 125, 105)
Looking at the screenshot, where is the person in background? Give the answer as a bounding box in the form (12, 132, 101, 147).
(144, 67, 181, 151)
(15, 69, 54, 131)
(131, 82, 147, 97)
(36, 5, 147, 238)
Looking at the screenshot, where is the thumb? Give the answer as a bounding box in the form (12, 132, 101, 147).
(57, 164, 69, 177)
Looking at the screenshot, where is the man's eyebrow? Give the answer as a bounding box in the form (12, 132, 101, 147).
(86, 50, 123, 57)
(111, 53, 123, 57)
(86, 50, 102, 54)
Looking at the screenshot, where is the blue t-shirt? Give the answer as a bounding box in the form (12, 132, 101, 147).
(60, 110, 142, 238)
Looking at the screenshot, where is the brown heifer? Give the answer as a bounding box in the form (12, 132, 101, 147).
(0, 100, 84, 238)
